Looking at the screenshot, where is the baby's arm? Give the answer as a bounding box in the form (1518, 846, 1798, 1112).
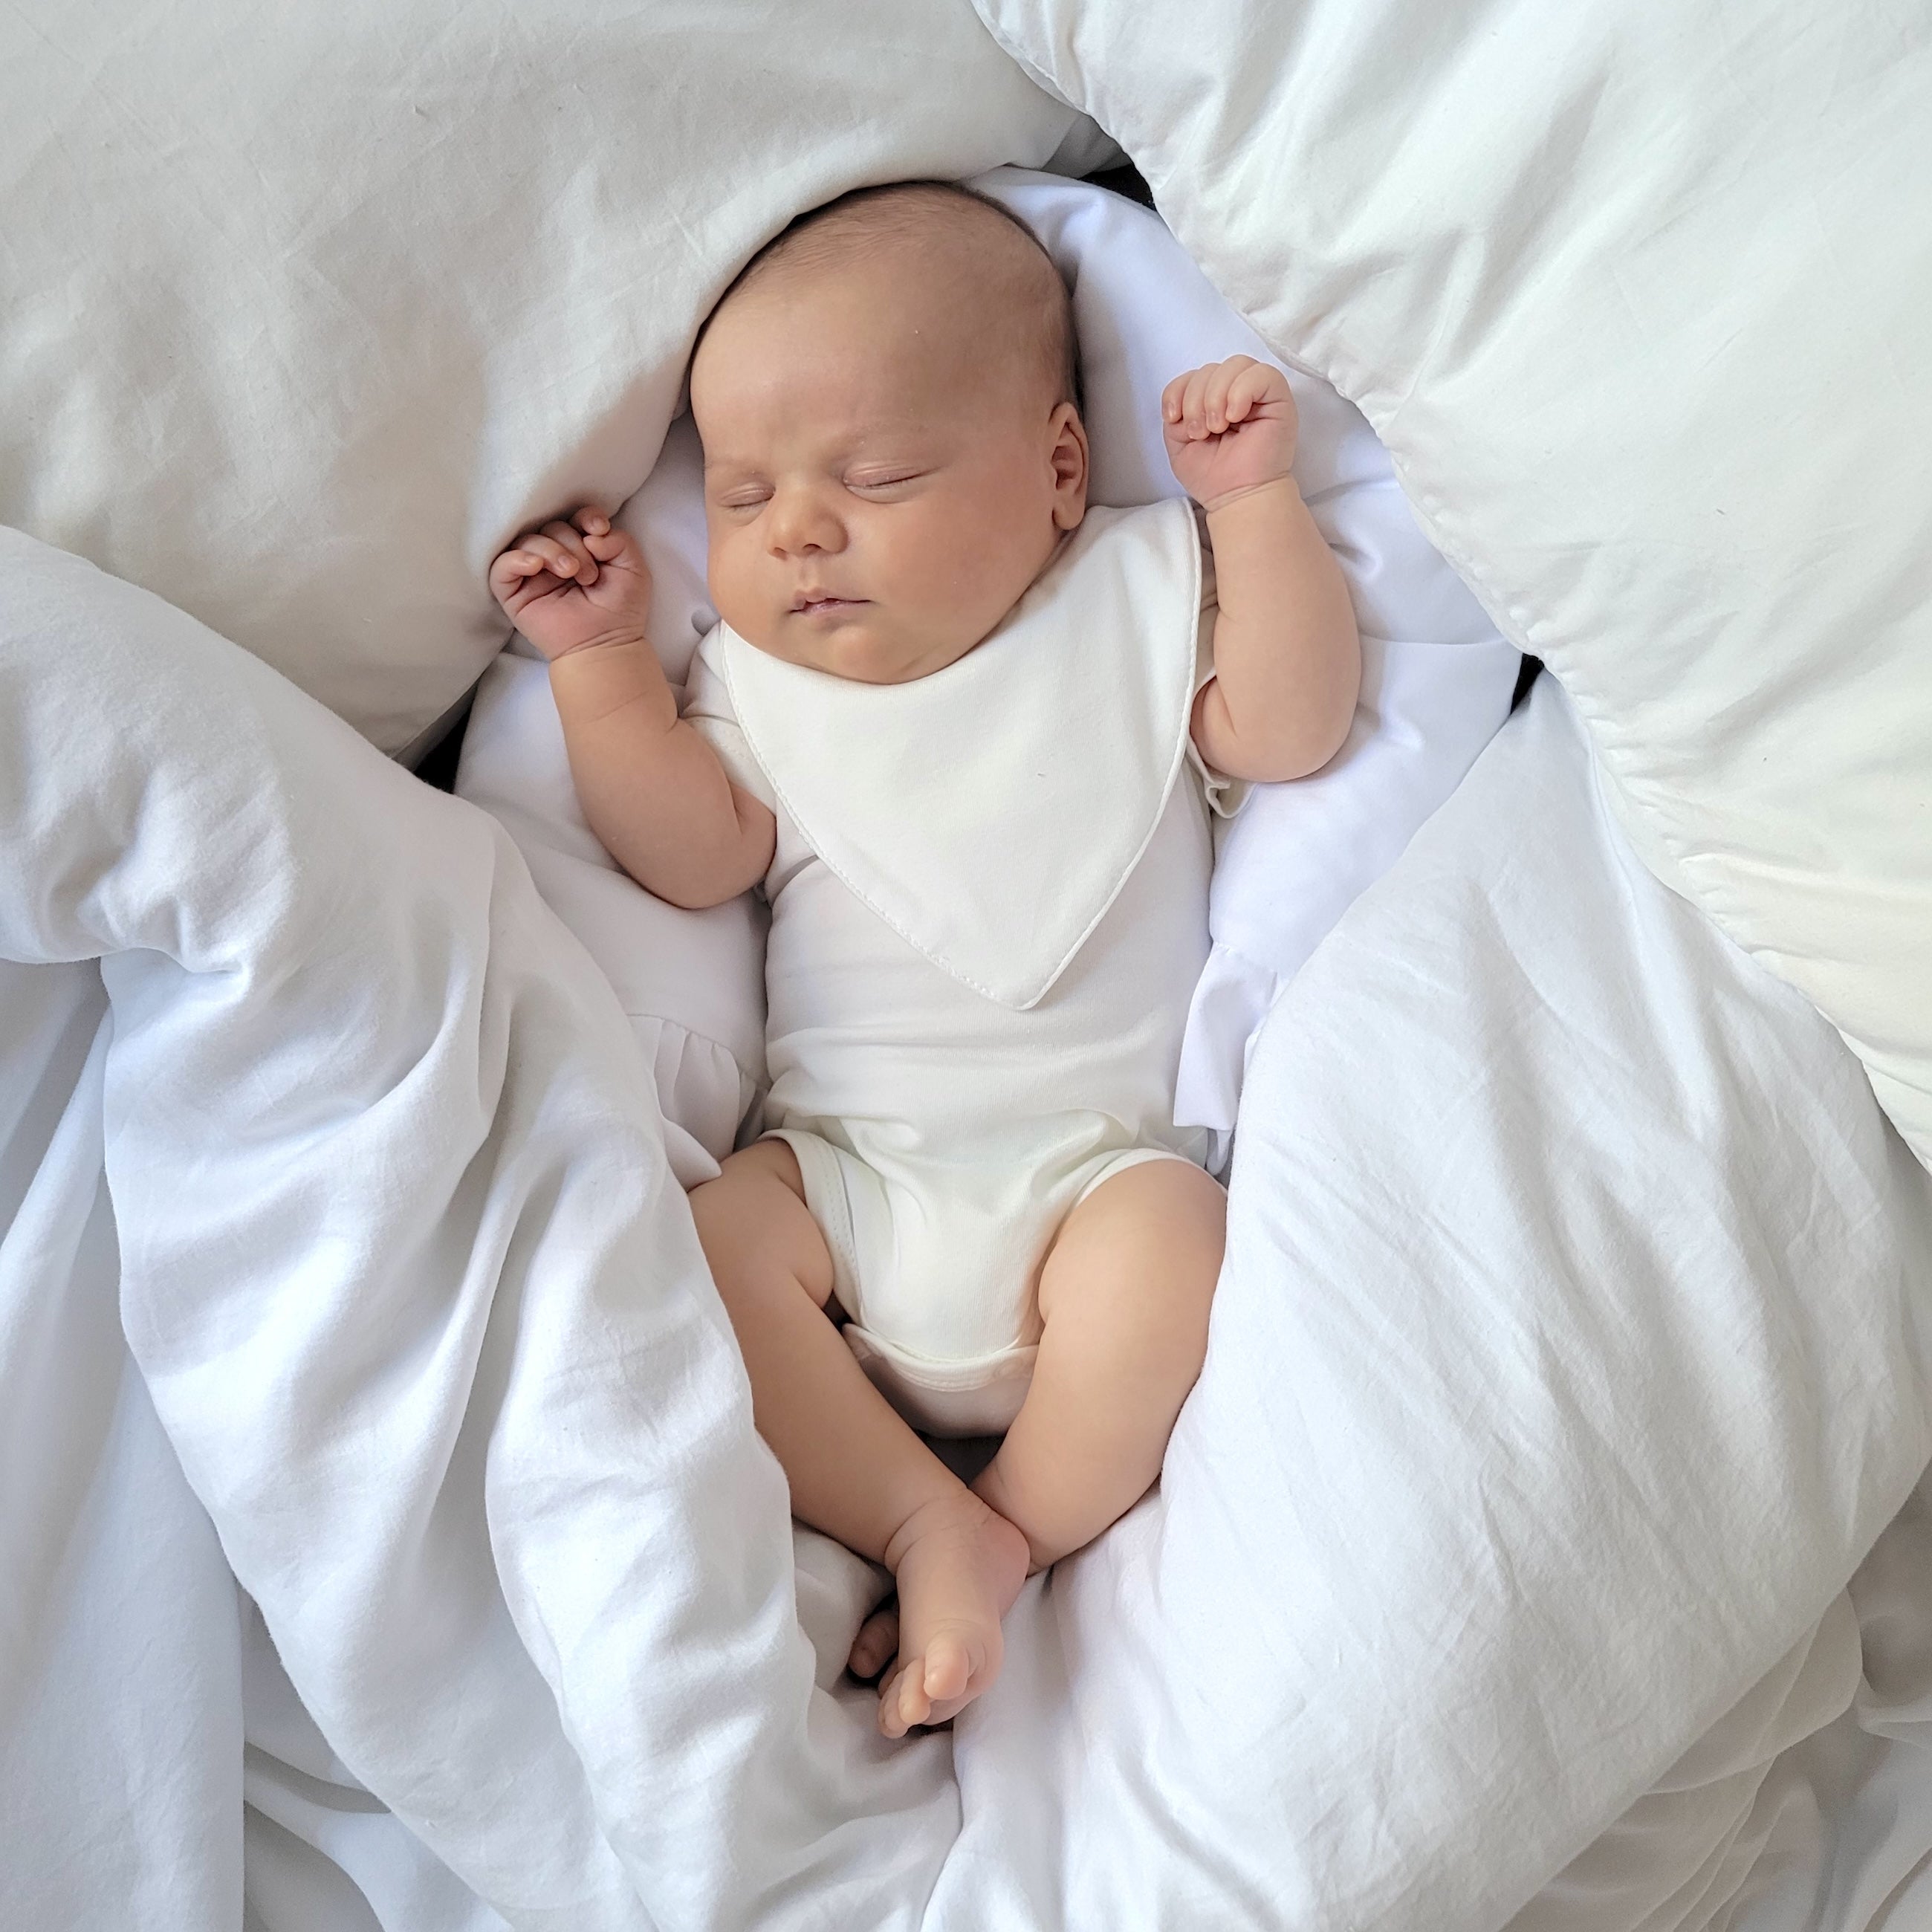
(1163, 358, 1361, 783)
(489, 508, 774, 909)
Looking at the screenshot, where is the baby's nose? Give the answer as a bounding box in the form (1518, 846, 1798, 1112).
(769, 487, 845, 556)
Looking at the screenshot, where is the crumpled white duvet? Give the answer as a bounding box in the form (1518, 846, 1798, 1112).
(4, 522, 1931, 1931)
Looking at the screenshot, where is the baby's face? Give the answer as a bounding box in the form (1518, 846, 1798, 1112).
(690, 250, 1086, 684)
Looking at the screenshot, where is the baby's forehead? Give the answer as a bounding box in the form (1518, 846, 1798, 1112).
(746, 185, 1043, 293)
(701, 184, 1075, 409)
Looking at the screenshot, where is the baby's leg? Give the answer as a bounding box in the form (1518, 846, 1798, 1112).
(973, 1160, 1225, 1571)
(690, 1141, 1028, 1736)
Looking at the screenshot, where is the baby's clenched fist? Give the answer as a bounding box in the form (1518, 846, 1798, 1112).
(489, 505, 652, 661)
(1161, 357, 1298, 513)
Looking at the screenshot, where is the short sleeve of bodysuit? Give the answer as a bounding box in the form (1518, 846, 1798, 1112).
(681, 633, 777, 812)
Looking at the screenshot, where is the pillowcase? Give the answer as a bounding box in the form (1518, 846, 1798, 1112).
(969, 0, 1932, 1170)
(0, 0, 1098, 753)
(457, 169, 1520, 1160)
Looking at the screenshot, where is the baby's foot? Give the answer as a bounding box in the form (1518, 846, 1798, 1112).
(877, 1492, 1029, 1738)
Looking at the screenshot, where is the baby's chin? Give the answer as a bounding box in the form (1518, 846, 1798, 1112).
(745, 609, 982, 686)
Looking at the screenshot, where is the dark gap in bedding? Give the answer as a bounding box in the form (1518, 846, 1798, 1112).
(1087, 163, 1154, 208)
(412, 695, 473, 791)
(1511, 655, 1542, 710)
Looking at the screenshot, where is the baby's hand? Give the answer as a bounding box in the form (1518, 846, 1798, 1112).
(488, 506, 652, 661)
(1161, 357, 1298, 512)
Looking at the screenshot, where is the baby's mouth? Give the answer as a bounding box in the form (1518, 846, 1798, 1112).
(791, 592, 869, 619)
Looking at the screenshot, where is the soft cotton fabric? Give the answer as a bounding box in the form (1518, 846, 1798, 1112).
(4, 1, 1928, 1919)
(930, 681, 1932, 1931)
(0, 525, 958, 1931)
(5, 523, 1931, 1930)
(0, 1, 1105, 753)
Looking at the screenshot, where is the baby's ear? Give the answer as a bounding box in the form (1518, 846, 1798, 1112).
(1048, 401, 1089, 528)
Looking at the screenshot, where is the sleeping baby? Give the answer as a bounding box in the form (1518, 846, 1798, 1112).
(489, 181, 1360, 1737)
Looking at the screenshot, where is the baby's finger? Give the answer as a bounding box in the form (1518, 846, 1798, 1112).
(1203, 363, 1238, 434)
(581, 523, 629, 563)
(571, 505, 612, 538)
(1222, 359, 1273, 426)
(540, 519, 598, 586)
(516, 532, 579, 579)
(488, 548, 546, 598)
(1181, 366, 1217, 437)
(1210, 356, 1263, 431)
(1175, 367, 1202, 435)
(1160, 369, 1193, 424)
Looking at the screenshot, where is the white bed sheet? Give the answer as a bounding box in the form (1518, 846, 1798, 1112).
(1729, 1468, 1932, 1932)
(227, 1504, 1932, 1932)
(6, 522, 1930, 1931)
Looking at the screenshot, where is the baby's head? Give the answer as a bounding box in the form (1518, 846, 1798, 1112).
(690, 181, 1087, 684)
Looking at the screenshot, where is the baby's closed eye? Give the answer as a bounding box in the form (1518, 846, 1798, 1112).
(845, 467, 930, 494)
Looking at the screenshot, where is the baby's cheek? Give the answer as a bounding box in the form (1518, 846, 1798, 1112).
(706, 534, 761, 633)
(866, 522, 947, 613)
(913, 541, 982, 612)
(960, 518, 1049, 623)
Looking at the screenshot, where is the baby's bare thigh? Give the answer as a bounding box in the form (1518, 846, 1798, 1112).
(1036, 1158, 1226, 1332)
(688, 1140, 837, 1312)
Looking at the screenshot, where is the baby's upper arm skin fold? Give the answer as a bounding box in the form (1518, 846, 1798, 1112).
(704, 778, 778, 905)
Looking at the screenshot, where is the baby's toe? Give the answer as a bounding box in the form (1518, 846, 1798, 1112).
(848, 1604, 899, 1682)
(922, 1634, 974, 1707)
(879, 1657, 930, 1738)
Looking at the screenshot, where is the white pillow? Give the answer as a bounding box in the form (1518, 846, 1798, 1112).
(969, 0, 1932, 1171)
(0, 1, 1100, 754)
(459, 169, 1520, 1159)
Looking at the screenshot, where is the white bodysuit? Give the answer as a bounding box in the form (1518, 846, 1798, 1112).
(686, 499, 1235, 1435)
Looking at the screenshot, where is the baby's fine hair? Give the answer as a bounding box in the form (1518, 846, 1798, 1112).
(702, 179, 1082, 414)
